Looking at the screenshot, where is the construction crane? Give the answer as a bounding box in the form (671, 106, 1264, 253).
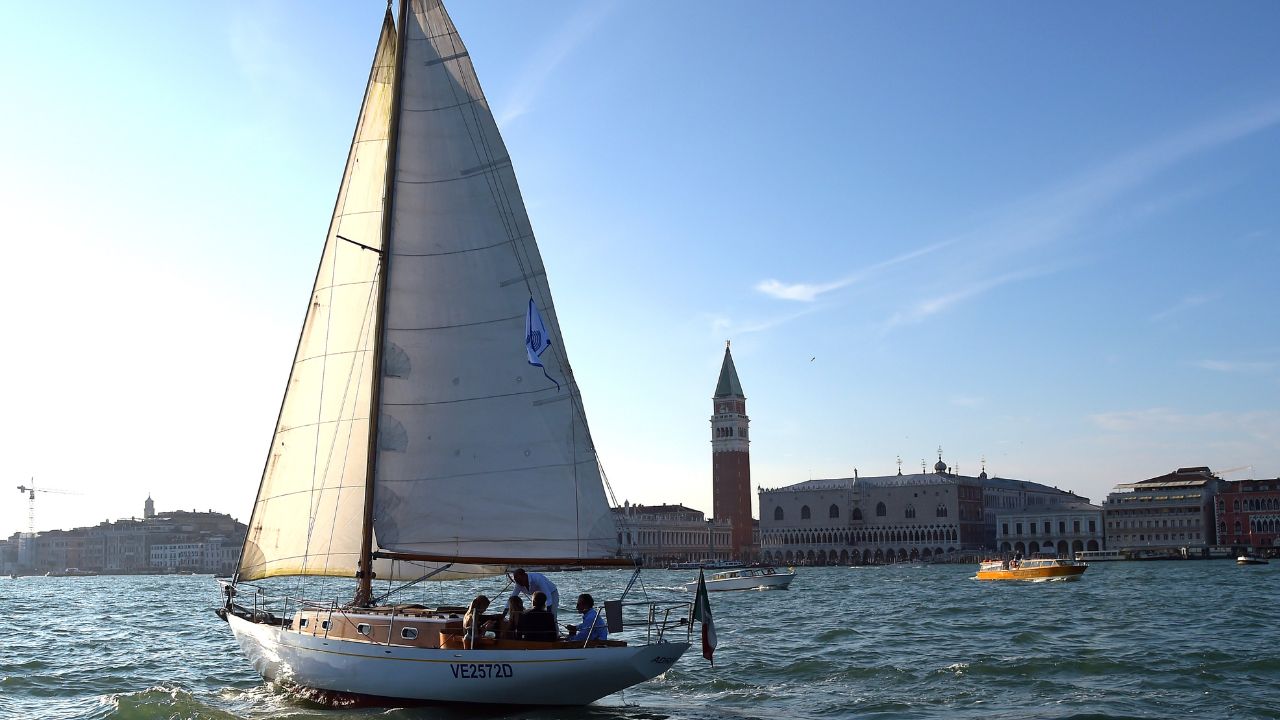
(1214, 465, 1253, 479)
(15, 480, 80, 537)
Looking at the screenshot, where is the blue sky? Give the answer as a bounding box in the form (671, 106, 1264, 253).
(2, 1, 1278, 536)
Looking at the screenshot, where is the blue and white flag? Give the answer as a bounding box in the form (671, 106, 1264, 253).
(525, 298, 560, 391)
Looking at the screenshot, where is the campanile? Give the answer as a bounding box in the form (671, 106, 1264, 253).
(711, 341, 754, 560)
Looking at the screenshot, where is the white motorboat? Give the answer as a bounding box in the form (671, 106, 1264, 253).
(217, 0, 706, 705)
(682, 566, 796, 592)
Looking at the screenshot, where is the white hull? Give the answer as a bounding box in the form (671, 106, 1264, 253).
(227, 614, 689, 705)
(683, 570, 795, 592)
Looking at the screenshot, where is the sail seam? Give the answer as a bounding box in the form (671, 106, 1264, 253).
(386, 312, 521, 331)
(381, 385, 559, 406)
(379, 457, 598, 484)
(391, 235, 526, 257)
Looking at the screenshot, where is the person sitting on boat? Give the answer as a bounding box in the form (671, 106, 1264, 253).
(499, 595, 524, 639)
(509, 568, 560, 620)
(516, 590, 558, 642)
(462, 594, 492, 645)
(565, 593, 607, 642)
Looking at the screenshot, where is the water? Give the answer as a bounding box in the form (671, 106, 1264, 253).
(2, 562, 1277, 719)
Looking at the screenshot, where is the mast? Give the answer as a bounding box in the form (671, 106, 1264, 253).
(356, 0, 409, 607)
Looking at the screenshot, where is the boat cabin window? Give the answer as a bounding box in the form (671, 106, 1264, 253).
(299, 618, 309, 628)
(401, 627, 418, 640)
(357, 623, 372, 636)
(321, 620, 331, 630)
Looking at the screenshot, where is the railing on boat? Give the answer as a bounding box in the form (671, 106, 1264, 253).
(219, 579, 694, 648)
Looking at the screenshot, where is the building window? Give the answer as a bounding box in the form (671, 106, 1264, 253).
(1002, 523, 1009, 536)
(1088, 520, 1096, 533)
(774, 507, 784, 521)
(401, 627, 419, 640)
(905, 505, 916, 519)
(1016, 523, 1023, 535)
(936, 504, 948, 518)
(1059, 521, 1066, 534)
(801, 506, 811, 520)
(1073, 520, 1080, 533)
(829, 504, 840, 519)
(876, 502, 887, 517)
(852, 508, 863, 520)
(1043, 521, 1050, 535)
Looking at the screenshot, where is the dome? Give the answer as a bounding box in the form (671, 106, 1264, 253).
(934, 460, 947, 473)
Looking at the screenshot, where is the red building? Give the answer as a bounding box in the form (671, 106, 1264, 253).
(711, 342, 756, 561)
(1216, 478, 1280, 554)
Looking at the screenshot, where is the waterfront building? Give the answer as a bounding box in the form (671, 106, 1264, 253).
(614, 502, 732, 567)
(1103, 466, 1222, 557)
(711, 341, 755, 561)
(4, 496, 246, 575)
(758, 456, 1075, 564)
(1214, 478, 1280, 553)
(995, 500, 1103, 556)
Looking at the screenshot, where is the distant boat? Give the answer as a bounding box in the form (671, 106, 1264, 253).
(683, 566, 795, 592)
(1237, 555, 1269, 565)
(976, 557, 1087, 582)
(64, 568, 98, 577)
(668, 560, 744, 570)
(1075, 549, 1126, 562)
(217, 0, 702, 706)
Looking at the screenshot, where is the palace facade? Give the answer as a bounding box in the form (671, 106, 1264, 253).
(758, 458, 1080, 565)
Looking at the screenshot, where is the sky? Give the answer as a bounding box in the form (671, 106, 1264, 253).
(2, 1, 1279, 537)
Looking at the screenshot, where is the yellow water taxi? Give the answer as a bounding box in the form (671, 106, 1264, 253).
(976, 557, 1087, 582)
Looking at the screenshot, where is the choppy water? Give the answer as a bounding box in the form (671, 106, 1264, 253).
(2, 562, 1278, 719)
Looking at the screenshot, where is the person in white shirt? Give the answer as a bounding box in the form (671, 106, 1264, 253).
(509, 568, 560, 620)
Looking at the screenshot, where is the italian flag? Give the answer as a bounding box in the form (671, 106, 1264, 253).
(692, 569, 717, 664)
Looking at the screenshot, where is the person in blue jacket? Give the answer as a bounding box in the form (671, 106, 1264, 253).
(565, 593, 607, 642)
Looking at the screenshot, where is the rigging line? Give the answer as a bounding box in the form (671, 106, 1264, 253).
(313, 281, 380, 580)
(429, 3, 605, 515)
(434, 10, 590, 449)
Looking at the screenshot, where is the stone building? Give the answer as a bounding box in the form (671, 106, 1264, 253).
(614, 503, 733, 567)
(995, 500, 1103, 556)
(4, 497, 246, 575)
(758, 456, 1077, 565)
(1103, 466, 1222, 557)
(1214, 477, 1280, 554)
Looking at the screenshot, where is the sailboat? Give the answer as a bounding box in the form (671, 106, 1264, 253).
(217, 0, 693, 705)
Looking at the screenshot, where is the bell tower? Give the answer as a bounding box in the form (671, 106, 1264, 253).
(711, 341, 753, 560)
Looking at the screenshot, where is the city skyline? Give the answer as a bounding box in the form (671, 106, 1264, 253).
(3, 1, 1279, 537)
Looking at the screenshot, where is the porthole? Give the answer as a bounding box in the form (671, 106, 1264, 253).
(401, 627, 419, 640)
(357, 623, 372, 636)
(299, 618, 309, 628)
(320, 620, 331, 630)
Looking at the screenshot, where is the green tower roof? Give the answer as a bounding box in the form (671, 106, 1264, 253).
(714, 342, 745, 398)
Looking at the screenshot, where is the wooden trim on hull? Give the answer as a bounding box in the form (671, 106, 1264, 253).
(975, 567, 1087, 581)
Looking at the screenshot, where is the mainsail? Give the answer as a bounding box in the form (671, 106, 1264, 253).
(239, 0, 622, 584)
(371, 0, 619, 565)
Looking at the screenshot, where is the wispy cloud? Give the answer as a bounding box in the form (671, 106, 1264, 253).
(1194, 359, 1278, 374)
(1091, 407, 1280, 444)
(751, 100, 1280, 333)
(1151, 294, 1215, 322)
(756, 239, 955, 302)
(883, 265, 1056, 329)
(496, 2, 616, 126)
